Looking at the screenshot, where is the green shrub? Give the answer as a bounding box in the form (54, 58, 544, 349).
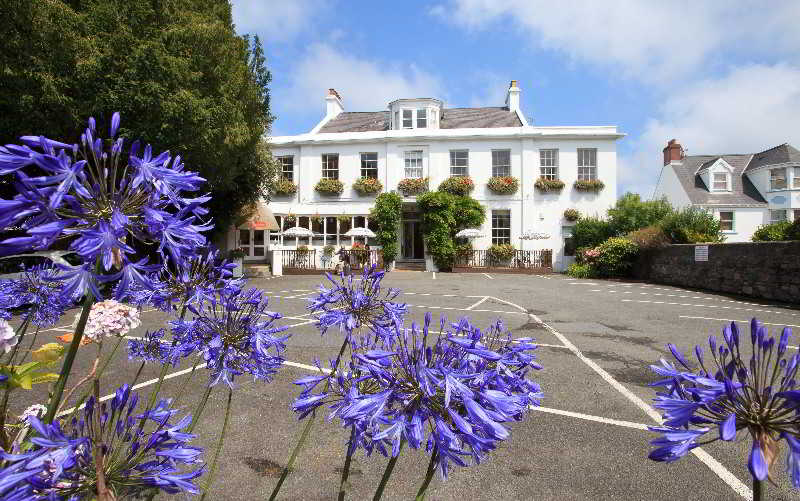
(452, 196, 486, 233)
(296, 244, 310, 254)
(353, 176, 383, 195)
(370, 192, 403, 264)
(273, 177, 297, 196)
(788, 219, 800, 240)
(659, 208, 723, 244)
(627, 225, 670, 250)
(322, 245, 335, 257)
(488, 244, 515, 262)
(573, 217, 615, 249)
(573, 179, 605, 192)
(534, 177, 565, 192)
(563, 208, 581, 222)
(608, 193, 674, 235)
(418, 192, 457, 269)
(397, 177, 429, 196)
(566, 262, 594, 278)
(487, 176, 519, 195)
(314, 178, 344, 195)
(752, 221, 792, 241)
(438, 176, 475, 195)
(592, 238, 639, 277)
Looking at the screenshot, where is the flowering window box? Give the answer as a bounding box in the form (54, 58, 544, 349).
(273, 177, 298, 196)
(487, 176, 519, 195)
(438, 176, 475, 196)
(534, 177, 565, 193)
(353, 176, 383, 196)
(314, 178, 344, 196)
(563, 208, 581, 222)
(573, 179, 605, 192)
(398, 177, 429, 196)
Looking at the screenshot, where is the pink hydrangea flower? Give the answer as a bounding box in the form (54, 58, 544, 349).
(0, 319, 17, 354)
(75, 300, 141, 341)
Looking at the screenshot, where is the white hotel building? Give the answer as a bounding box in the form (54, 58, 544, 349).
(232, 81, 623, 271)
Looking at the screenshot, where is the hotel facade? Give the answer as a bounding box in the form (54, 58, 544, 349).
(229, 81, 623, 272)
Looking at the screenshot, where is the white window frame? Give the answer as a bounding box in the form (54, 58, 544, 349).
(277, 156, 294, 181)
(402, 109, 413, 129)
(321, 154, 339, 179)
(360, 152, 378, 179)
(416, 108, 427, 128)
(794, 166, 800, 189)
(404, 150, 423, 179)
(577, 148, 597, 181)
(719, 211, 735, 232)
(539, 149, 559, 180)
(770, 167, 787, 190)
(491, 210, 511, 245)
(770, 209, 787, 224)
(712, 172, 729, 191)
(491, 149, 511, 177)
(450, 149, 469, 177)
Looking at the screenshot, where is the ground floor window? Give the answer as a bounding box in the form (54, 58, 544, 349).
(794, 209, 800, 222)
(719, 211, 734, 231)
(562, 226, 575, 256)
(770, 209, 787, 224)
(491, 210, 511, 245)
(262, 214, 375, 249)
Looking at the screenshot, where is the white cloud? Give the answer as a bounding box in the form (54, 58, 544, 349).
(231, 0, 329, 42)
(278, 43, 445, 116)
(433, 0, 800, 83)
(619, 63, 800, 197)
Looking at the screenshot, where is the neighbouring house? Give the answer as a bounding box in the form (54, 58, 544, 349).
(230, 81, 623, 271)
(653, 140, 800, 242)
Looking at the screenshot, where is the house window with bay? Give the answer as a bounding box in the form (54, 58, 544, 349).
(321, 154, 339, 179)
(404, 151, 423, 178)
(450, 150, 469, 177)
(539, 149, 559, 180)
(492, 150, 511, 177)
(277, 156, 294, 181)
(402, 109, 413, 128)
(360, 152, 378, 179)
(770, 209, 787, 224)
(794, 167, 800, 189)
(491, 210, 511, 245)
(577, 148, 597, 181)
(770, 167, 787, 190)
(712, 172, 729, 191)
(719, 211, 734, 232)
(417, 109, 427, 128)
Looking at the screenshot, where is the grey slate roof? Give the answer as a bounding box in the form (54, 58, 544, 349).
(743, 143, 800, 172)
(317, 106, 521, 133)
(668, 154, 768, 207)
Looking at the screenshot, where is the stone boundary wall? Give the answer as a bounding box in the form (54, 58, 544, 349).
(634, 241, 800, 304)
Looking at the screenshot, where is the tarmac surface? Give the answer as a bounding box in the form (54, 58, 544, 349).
(11, 271, 800, 500)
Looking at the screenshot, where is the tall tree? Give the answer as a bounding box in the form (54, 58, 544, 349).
(0, 0, 277, 237)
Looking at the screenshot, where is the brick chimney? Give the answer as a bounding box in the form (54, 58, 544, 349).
(325, 88, 343, 117)
(663, 139, 684, 165)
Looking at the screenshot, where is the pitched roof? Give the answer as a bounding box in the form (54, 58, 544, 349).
(744, 143, 800, 172)
(317, 106, 522, 133)
(668, 154, 768, 207)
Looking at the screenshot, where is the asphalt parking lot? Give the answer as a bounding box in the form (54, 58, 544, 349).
(12, 271, 800, 500)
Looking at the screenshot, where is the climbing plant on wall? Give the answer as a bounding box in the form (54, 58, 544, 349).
(370, 192, 403, 265)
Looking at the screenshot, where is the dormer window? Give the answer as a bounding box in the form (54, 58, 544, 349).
(388, 98, 442, 130)
(402, 109, 413, 128)
(417, 109, 427, 128)
(712, 172, 729, 191)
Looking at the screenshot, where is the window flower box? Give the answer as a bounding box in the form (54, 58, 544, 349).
(353, 176, 383, 196)
(563, 208, 581, 222)
(573, 179, 605, 192)
(534, 177, 565, 193)
(438, 176, 474, 196)
(487, 176, 519, 195)
(273, 177, 297, 196)
(314, 178, 344, 196)
(398, 177, 429, 196)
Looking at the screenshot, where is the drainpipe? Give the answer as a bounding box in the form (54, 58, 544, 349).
(519, 137, 525, 251)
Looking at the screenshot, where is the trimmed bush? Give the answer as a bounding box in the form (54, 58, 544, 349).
(438, 176, 475, 195)
(574, 179, 605, 192)
(659, 208, 723, 244)
(353, 176, 383, 195)
(273, 177, 297, 196)
(370, 192, 403, 264)
(627, 225, 670, 250)
(566, 262, 594, 278)
(573, 217, 615, 249)
(314, 178, 344, 195)
(487, 176, 519, 195)
(534, 177, 565, 192)
(592, 238, 639, 277)
(397, 177, 429, 196)
(563, 208, 581, 222)
(752, 220, 792, 241)
(488, 244, 515, 263)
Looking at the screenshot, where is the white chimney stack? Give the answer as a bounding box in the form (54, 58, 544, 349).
(325, 88, 344, 117)
(506, 80, 520, 113)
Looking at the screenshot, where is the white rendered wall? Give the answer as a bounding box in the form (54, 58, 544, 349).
(710, 207, 766, 243)
(653, 164, 692, 208)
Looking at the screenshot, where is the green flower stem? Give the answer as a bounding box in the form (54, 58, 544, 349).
(56, 335, 125, 419)
(200, 388, 233, 501)
(188, 384, 214, 433)
(372, 440, 405, 501)
(415, 445, 438, 501)
(18, 325, 42, 363)
(172, 358, 204, 408)
(0, 389, 11, 451)
(337, 428, 357, 501)
(44, 290, 95, 424)
(144, 303, 189, 413)
(2, 315, 31, 366)
(753, 477, 763, 501)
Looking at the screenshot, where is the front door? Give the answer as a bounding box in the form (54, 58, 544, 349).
(402, 221, 424, 260)
(239, 228, 267, 260)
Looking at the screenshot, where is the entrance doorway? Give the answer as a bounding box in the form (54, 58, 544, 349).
(239, 228, 267, 260)
(401, 221, 424, 260)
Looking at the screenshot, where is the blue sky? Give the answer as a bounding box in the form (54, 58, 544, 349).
(231, 0, 800, 197)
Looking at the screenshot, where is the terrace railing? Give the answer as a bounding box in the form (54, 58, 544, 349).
(339, 249, 383, 270)
(282, 249, 317, 271)
(454, 249, 552, 272)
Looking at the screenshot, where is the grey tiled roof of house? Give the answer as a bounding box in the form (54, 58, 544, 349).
(743, 143, 800, 172)
(317, 107, 522, 133)
(668, 154, 768, 207)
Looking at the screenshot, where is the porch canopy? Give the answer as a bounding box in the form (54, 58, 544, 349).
(246, 203, 279, 231)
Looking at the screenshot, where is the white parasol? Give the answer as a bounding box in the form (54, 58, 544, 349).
(344, 227, 376, 238)
(281, 226, 314, 237)
(455, 228, 484, 239)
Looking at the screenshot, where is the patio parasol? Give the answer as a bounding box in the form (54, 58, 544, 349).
(344, 227, 376, 238)
(455, 228, 484, 239)
(281, 226, 315, 237)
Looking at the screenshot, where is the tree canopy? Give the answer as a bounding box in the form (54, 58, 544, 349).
(0, 0, 276, 237)
(607, 193, 674, 236)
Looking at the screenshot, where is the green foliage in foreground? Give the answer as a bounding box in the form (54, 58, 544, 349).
(659, 207, 723, 244)
(752, 220, 800, 242)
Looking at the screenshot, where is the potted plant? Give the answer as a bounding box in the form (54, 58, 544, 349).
(285, 213, 296, 225)
(314, 178, 345, 196)
(573, 179, 605, 192)
(534, 177, 566, 193)
(397, 177, 429, 196)
(353, 177, 383, 196)
(487, 176, 519, 195)
(322, 244, 335, 257)
(487, 243, 515, 266)
(438, 176, 475, 195)
(563, 208, 581, 222)
(273, 177, 298, 196)
(228, 247, 246, 277)
(310, 214, 323, 225)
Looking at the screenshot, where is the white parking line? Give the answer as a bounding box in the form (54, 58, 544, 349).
(622, 299, 797, 317)
(530, 406, 648, 431)
(465, 296, 489, 311)
(432, 272, 436, 280)
(482, 273, 494, 280)
(679, 315, 800, 330)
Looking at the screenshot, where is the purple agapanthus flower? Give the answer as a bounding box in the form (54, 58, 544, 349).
(0, 112, 211, 299)
(0, 264, 74, 327)
(128, 328, 177, 366)
(0, 384, 205, 499)
(292, 313, 542, 479)
(170, 287, 289, 387)
(647, 318, 800, 489)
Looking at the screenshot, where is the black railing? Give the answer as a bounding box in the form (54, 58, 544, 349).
(282, 249, 317, 270)
(338, 249, 383, 270)
(454, 249, 552, 271)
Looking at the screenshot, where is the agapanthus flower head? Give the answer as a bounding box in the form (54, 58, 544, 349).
(0, 112, 211, 299)
(76, 299, 141, 342)
(127, 328, 177, 366)
(171, 287, 289, 387)
(0, 318, 17, 354)
(308, 265, 408, 341)
(0, 383, 205, 499)
(292, 313, 542, 479)
(0, 264, 74, 327)
(648, 318, 800, 487)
